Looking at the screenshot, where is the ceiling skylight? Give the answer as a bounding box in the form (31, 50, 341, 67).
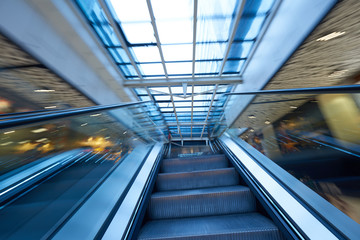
(75, 0, 277, 139)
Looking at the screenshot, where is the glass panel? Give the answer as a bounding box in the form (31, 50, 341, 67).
(162, 44, 193, 61)
(151, 0, 193, 20)
(150, 87, 170, 94)
(195, 61, 221, 74)
(223, 59, 245, 73)
(0, 102, 163, 238)
(154, 95, 171, 101)
(109, 0, 151, 22)
(139, 63, 164, 76)
(121, 22, 156, 44)
(132, 46, 161, 62)
(245, 16, 266, 40)
(196, 43, 226, 60)
(227, 93, 360, 224)
(197, 0, 238, 42)
(108, 48, 130, 64)
(256, 0, 276, 14)
(119, 64, 138, 77)
(157, 20, 193, 44)
(228, 42, 253, 59)
(166, 62, 192, 75)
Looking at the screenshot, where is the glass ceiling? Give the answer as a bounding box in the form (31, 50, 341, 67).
(75, 0, 276, 140)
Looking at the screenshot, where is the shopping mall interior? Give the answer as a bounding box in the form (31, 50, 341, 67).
(0, 0, 359, 239)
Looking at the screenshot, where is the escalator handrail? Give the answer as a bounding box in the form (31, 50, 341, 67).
(220, 134, 360, 239)
(0, 101, 150, 129)
(226, 84, 360, 95)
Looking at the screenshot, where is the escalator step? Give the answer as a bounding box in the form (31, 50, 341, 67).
(138, 213, 284, 240)
(161, 154, 228, 173)
(148, 185, 256, 219)
(156, 168, 240, 191)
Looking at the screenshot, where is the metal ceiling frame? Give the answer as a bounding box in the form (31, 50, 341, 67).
(99, 0, 252, 141)
(219, 0, 246, 76)
(200, 84, 218, 139)
(99, 0, 143, 81)
(124, 76, 242, 87)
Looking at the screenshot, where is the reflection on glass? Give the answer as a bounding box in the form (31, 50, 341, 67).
(231, 93, 360, 224)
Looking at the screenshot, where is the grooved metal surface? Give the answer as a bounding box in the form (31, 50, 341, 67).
(156, 167, 240, 191)
(148, 185, 256, 219)
(138, 213, 284, 240)
(139, 149, 284, 240)
(161, 154, 228, 173)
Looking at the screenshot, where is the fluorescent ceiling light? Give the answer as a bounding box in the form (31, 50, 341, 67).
(36, 138, 48, 143)
(328, 69, 348, 78)
(44, 106, 57, 109)
(34, 89, 55, 92)
(4, 130, 15, 134)
(316, 32, 345, 41)
(0, 141, 13, 146)
(31, 128, 48, 133)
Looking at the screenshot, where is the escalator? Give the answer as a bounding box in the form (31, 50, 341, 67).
(137, 146, 284, 239)
(0, 151, 121, 239)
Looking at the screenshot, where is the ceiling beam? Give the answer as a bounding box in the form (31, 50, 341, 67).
(124, 76, 242, 87)
(146, 0, 168, 79)
(219, 0, 246, 76)
(192, 0, 198, 78)
(98, 0, 143, 80)
(200, 84, 218, 139)
(168, 86, 182, 139)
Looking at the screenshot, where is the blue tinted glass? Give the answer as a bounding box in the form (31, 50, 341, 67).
(228, 42, 253, 59)
(223, 59, 245, 73)
(119, 64, 138, 77)
(195, 61, 221, 74)
(108, 48, 130, 63)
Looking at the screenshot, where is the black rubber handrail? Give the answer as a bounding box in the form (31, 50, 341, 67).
(0, 101, 150, 129)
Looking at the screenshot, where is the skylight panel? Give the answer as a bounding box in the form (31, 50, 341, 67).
(171, 86, 185, 94)
(197, 0, 237, 17)
(154, 95, 170, 101)
(166, 62, 192, 75)
(244, 16, 266, 40)
(195, 61, 221, 75)
(132, 46, 161, 62)
(121, 22, 156, 43)
(257, 0, 276, 14)
(228, 42, 253, 59)
(162, 44, 193, 61)
(156, 20, 193, 44)
(196, 18, 232, 42)
(151, 0, 193, 20)
(110, 0, 151, 22)
(150, 87, 170, 94)
(139, 63, 164, 76)
(196, 43, 227, 60)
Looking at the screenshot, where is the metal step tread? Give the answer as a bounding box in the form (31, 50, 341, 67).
(164, 154, 225, 162)
(161, 154, 228, 173)
(156, 167, 240, 191)
(148, 185, 256, 219)
(138, 213, 284, 240)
